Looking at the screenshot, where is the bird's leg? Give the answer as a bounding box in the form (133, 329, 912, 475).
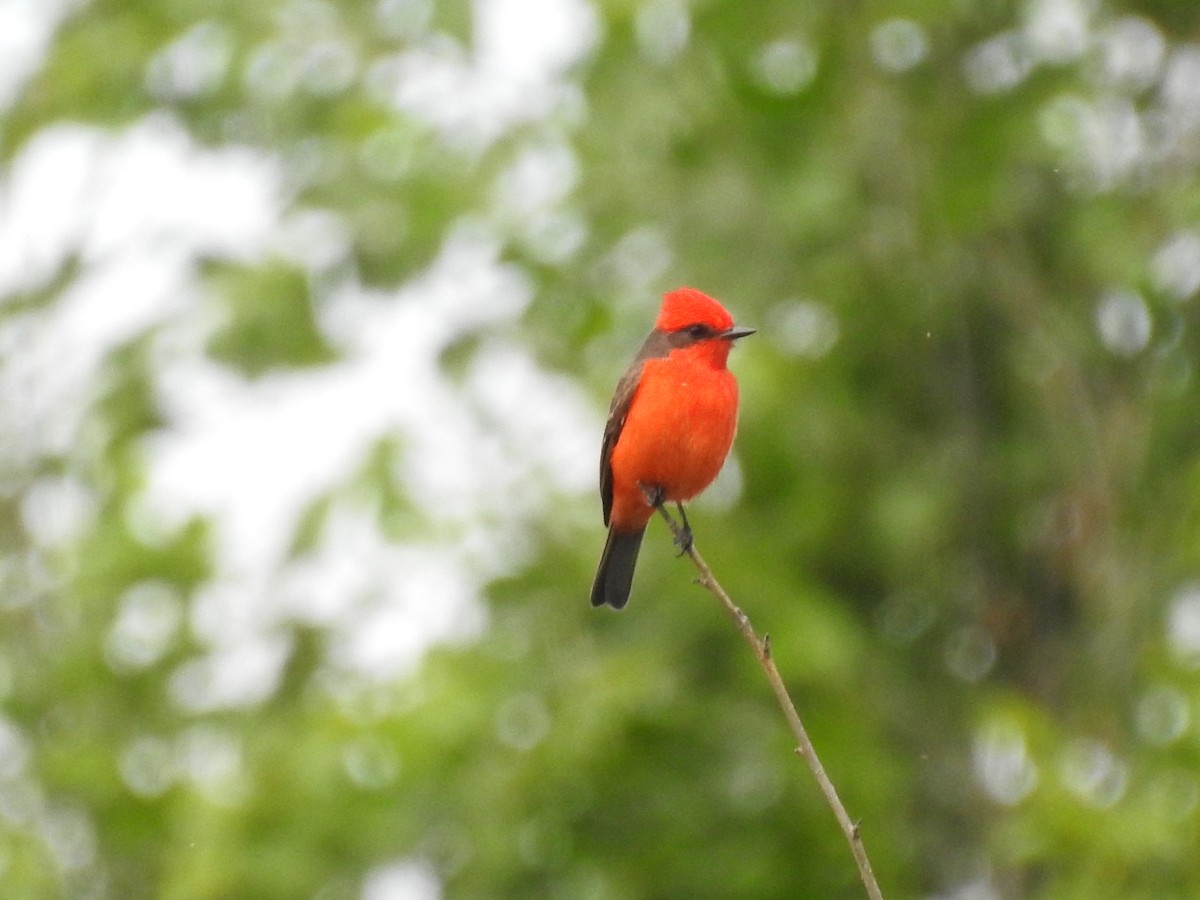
(673, 503, 693, 554)
(636, 483, 693, 555)
(639, 482, 667, 511)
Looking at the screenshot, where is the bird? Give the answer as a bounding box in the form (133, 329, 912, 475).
(591, 287, 754, 609)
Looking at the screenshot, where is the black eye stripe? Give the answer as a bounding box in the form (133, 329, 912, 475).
(666, 323, 715, 346)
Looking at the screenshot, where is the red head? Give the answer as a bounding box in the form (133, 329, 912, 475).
(655, 287, 735, 332)
(651, 287, 754, 368)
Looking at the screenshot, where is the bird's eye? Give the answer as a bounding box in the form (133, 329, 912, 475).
(686, 324, 709, 339)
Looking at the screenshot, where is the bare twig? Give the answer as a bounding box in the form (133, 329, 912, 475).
(653, 504, 884, 900)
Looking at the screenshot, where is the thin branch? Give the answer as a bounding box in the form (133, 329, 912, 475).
(653, 505, 885, 900)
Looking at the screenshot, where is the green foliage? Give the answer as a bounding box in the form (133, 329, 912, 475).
(205, 262, 337, 375)
(4, 0, 1200, 898)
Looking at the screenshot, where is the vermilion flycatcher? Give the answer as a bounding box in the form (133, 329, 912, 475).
(591, 287, 754, 609)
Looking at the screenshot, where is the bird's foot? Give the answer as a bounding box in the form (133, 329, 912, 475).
(637, 485, 693, 552)
(673, 503, 693, 554)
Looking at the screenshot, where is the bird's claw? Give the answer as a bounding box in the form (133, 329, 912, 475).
(673, 525, 694, 555)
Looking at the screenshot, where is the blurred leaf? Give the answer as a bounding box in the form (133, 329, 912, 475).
(205, 261, 337, 375)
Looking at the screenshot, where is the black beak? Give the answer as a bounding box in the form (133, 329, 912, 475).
(721, 325, 756, 341)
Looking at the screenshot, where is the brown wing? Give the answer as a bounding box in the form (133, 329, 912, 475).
(599, 329, 674, 525)
(599, 365, 641, 525)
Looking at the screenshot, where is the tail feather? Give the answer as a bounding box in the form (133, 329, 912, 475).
(590, 527, 645, 609)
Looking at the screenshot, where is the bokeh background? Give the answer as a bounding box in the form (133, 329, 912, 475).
(3, 0, 1200, 897)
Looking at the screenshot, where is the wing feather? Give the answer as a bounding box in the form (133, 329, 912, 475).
(599, 329, 673, 525)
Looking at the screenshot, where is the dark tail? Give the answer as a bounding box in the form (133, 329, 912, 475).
(590, 527, 646, 609)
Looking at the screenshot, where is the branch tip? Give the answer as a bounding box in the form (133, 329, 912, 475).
(664, 524, 884, 899)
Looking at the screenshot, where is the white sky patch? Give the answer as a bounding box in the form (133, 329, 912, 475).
(0, 117, 278, 299)
(140, 224, 597, 689)
(143, 223, 595, 575)
(374, 0, 597, 150)
(0, 117, 279, 466)
(0, 125, 100, 295)
(143, 309, 591, 696)
(3, 0, 603, 699)
(475, 0, 595, 82)
(362, 859, 442, 900)
(0, 0, 73, 111)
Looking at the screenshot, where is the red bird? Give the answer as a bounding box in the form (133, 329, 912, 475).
(591, 288, 754, 609)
